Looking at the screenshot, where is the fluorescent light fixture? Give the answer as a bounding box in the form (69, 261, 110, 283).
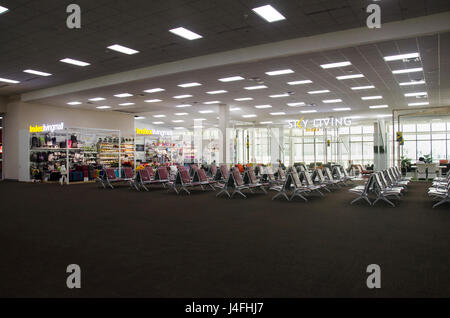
(153, 115, 166, 118)
(351, 85, 375, 90)
(178, 82, 202, 88)
(172, 120, 184, 123)
(333, 108, 351, 112)
(399, 81, 425, 86)
(89, 97, 106, 101)
(323, 99, 343, 103)
(107, 44, 139, 55)
(135, 116, 146, 120)
(392, 68, 423, 74)
(169, 27, 203, 40)
(153, 122, 165, 125)
(369, 105, 389, 109)
(0, 5, 9, 14)
(96, 106, 111, 109)
(67, 101, 82, 105)
(60, 58, 90, 67)
(260, 121, 273, 124)
(270, 93, 290, 98)
(362, 96, 383, 100)
(23, 69, 52, 77)
(287, 102, 306, 107)
(119, 103, 135, 106)
(408, 102, 429, 106)
(175, 113, 189, 116)
(404, 92, 427, 97)
(377, 115, 392, 118)
(0, 77, 20, 84)
(230, 107, 241, 111)
(243, 114, 257, 118)
(114, 93, 133, 98)
(174, 127, 185, 130)
(270, 112, 286, 116)
(173, 95, 192, 99)
(207, 90, 227, 95)
(203, 101, 220, 105)
(145, 99, 162, 103)
(176, 104, 192, 108)
(144, 88, 165, 93)
(301, 110, 317, 114)
(194, 118, 207, 121)
(288, 80, 312, 85)
(308, 90, 330, 95)
(320, 61, 352, 69)
(384, 53, 419, 61)
(244, 85, 267, 90)
(254, 105, 272, 109)
(199, 110, 214, 114)
(266, 69, 294, 76)
(219, 76, 244, 82)
(235, 97, 253, 101)
(336, 74, 364, 80)
(252, 5, 286, 23)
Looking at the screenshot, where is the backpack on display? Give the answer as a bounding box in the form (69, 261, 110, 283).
(59, 141, 66, 149)
(31, 136, 40, 148)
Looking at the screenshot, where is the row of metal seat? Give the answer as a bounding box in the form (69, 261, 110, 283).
(428, 172, 450, 208)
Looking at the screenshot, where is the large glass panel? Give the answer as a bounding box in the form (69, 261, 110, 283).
(363, 125, 374, 134)
(432, 140, 446, 161)
(350, 126, 362, 134)
(417, 123, 430, 132)
(304, 143, 314, 163)
(350, 142, 363, 164)
(417, 140, 431, 159)
(432, 122, 446, 132)
(402, 141, 416, 161)
(363, 142, 374, 165)
(402, 124, 416, 133)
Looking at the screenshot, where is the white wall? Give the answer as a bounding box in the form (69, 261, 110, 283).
(0, 96, 6, 113)
(3, 101, 134, 180)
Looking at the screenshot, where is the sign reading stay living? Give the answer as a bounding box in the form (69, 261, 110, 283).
(288, 117, 352, 130)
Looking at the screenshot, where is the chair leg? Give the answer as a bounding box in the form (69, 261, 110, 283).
(433, 198, 448, 208)
(272, 191, 288, 201)
(290, 192, 308, 202)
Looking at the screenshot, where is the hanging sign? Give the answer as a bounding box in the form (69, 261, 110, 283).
(288, 117, 352, 130)
(29, 122, 64, 133)
(396, 132, 404, 146)
(136, 128, 173, 137)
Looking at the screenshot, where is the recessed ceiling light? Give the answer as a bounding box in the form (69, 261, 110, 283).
(175, 113, 189, 116)
(399, 81, 426, 86)
(96, 106, 111, 109)
(287, 102, 306, 107)
(252, 4, 286, 23)
(178, 82, 202, 88)
(336, 74, 364, 80)
(145, 99, 162, 103)
(392, 68, 423, 74)
(362, 96, 383, 100)
(266, 69, 294, 76)
(153, 115, 166, 118)
(203, 101, 220, 105)
(173, 95, 193, 99)
(199, 110, 214, 114)
(114, 93, 133, 98)
(235, 97, 253, 101)
(384, 53, 420, 61)
(333, 108, 351, 112)
(320, 61, 352, 69)
(404, 92, 427, 97)
(219, 76, 245, 82)
(60, 58, 90, 67)
(23, 69, 52, 76)
(270, 112, 286, 116)
(254, 105, 272, 109)
(119, 103, 135, 106)
(174, 127, 185, 130)
(301, 110, 317, 114)
(408, 102, 429, 106)
(89, 97, 106, 101)
(369, 105, 389, 109)
(230, 107, 241, 111)
(288, 80, 312, 85)
(260, 121, 273, 124)
(176, 104, 192, 108)
(244, 85, 268, 90)
(377, 115, 392, 118)
(67, 101, 82, 105)
(351, 85, 375, 90)
(153, 122, 165, 125)
(323, 99, 343, 103)
(270, 93, 290, 98)
(243, 114, 257, 118)
(144, 88, 165, 93)
(172, 120, 184, 123)
(207, 90, 227, 95)
(308, 90, 330, 95)
(135, 116, 146, 120)
(107, 44, 139, 55)
(169, 27, 203, 40)
(0, 77, 20, 84)
(194, 118, 207, 121)
(0, 5, 9, 14)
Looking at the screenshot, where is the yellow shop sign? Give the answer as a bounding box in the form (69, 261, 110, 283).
(29, 122, 64, 133)
(136, 128, 153, 135)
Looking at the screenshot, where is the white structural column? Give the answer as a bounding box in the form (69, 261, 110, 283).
(270, 126, 284, 165)
(194, 120, 203, 164)
(218, 104, 230, 164)
(374, 120, 388, 170)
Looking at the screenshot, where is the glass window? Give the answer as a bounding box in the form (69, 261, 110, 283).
(417, 141, 431, 159)
(402, 141, 416, 161)
(417, 123, 430, 132)
(432, 140, 446, 161)
(351, 142, 363, 163)
(304, 143, 314, 163)
(363, 125, 374, 134)
(350, 126, 362, 134)
(339, 127, 350, 135)
(432, 122, 446, 132)
(402, 124, 416, 133)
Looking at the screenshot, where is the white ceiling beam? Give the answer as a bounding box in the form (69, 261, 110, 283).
(22, 11, 450, 102)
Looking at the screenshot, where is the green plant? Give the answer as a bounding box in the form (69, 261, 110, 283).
(423, 154, 433, 164)
(400, 156, 411, 168)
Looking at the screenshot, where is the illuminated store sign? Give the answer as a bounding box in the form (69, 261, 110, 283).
(29, 122, 64, 133)
(288, 117, 352, 130)
(136, 128, 173, 137)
